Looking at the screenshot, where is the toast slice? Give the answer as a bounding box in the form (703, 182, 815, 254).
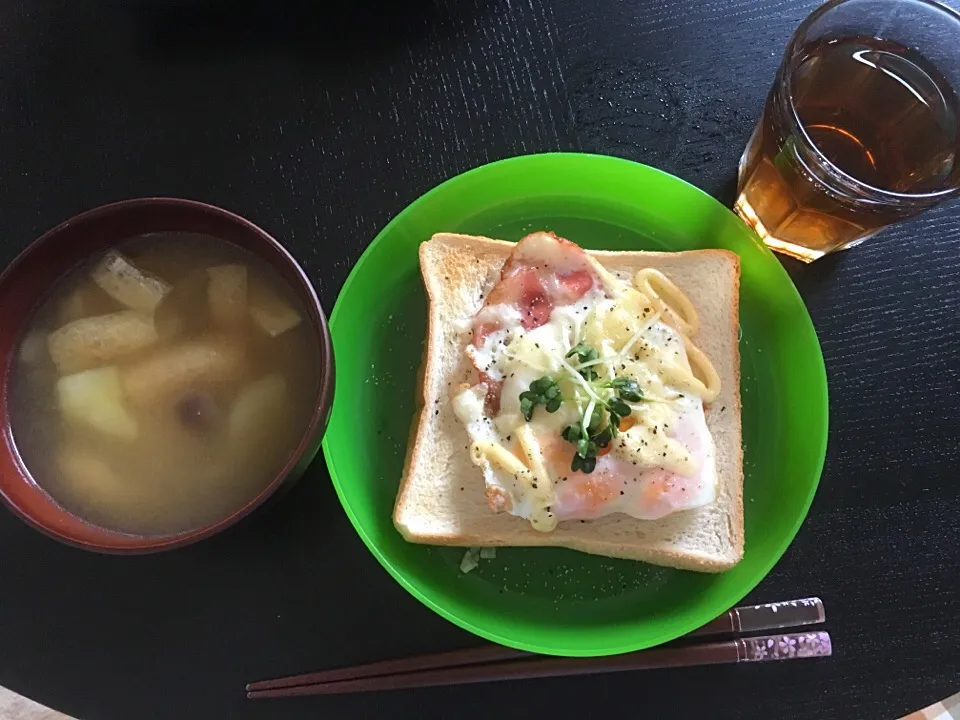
(393, 232, 743, 572)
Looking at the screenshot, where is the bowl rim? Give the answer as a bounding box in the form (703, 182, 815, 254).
(322, 152, 829, 656)
(0, 197, 334, 553)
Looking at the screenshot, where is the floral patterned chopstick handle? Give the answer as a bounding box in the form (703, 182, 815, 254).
(738, 631, 832, 662)
(731, 597, 825, 633)
(694, 597, 825, 636)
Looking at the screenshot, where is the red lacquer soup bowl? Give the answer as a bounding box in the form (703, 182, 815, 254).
(0, 198, 334, 553)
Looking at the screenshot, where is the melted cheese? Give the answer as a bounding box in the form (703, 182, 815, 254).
(465, 304, 524, 381)
(454, 246, 721, 530)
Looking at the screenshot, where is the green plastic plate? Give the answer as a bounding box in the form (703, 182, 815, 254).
(322, 154, 828, 657)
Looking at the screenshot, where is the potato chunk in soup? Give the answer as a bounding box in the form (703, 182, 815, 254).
(8, 233, 320, 536)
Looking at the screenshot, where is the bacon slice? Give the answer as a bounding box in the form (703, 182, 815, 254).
(478, 372, 502, 415)
(468, 233, 599, 413)
(556, 270, 594, 302)
(472, 321, 498, 347)
(486, 267, 553, 330)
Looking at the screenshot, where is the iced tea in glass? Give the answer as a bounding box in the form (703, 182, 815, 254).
(735, 0, 960, 262)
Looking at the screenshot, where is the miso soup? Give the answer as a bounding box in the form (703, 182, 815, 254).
(8, 233, 321, 536)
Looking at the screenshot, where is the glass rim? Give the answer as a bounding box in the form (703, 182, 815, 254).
(779, 0, 960, 204)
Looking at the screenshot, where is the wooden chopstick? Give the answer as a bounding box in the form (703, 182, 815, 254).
(247, 630, 832, 698)
(252, 644, 532, 691)
(247, 597, 825, 698)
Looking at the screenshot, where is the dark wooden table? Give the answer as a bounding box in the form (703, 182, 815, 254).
(1, 1, 958, 718)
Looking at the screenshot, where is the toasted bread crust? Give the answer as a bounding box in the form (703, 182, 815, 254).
(393, 232, 743, 572)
